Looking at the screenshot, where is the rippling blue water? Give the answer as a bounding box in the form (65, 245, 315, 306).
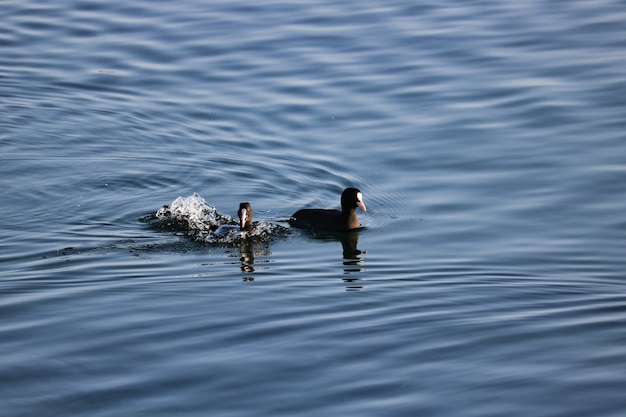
(2, 0, 626, 416)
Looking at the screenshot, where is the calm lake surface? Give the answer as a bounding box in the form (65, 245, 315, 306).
(2, 0, 626, 416)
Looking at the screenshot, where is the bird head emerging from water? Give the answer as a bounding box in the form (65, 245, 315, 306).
(238, 202, 253, 231)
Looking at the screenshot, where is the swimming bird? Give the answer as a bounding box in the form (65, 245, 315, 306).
(288, 187, 366, 232)
(212, 202, 253, 236)
(238, 202, 252, 231)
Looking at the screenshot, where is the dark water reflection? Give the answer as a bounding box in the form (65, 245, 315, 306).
(235, 239, 275, 276)
(298, 229, 368, 289)
(302, 229, 365, 260)
(238, 240, 257, 274)
(339, 230, 364, 261)
(230, 228, 367, 286)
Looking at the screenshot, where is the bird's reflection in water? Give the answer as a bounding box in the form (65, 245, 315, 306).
(228, 230, 367, 289)
(340, 230, 364, 266)
(340, 230, 367, 290)
(239, 239, 255, 274)
(313, 229, 367, 290)
(224, 239, 273, 282)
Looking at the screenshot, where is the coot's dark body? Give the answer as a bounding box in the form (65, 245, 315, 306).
(288, 188, 366, 232)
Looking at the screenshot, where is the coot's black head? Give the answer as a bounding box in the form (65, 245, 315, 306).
(238, 202, 253, 231)
(341, 188, 366, 213)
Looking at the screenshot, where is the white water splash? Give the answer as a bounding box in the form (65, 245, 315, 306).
(155, 193, 287, 244)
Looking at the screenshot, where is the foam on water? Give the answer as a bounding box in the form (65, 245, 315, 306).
(155, 192, 288, 244)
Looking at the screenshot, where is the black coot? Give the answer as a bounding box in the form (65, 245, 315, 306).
(288, 187, 366, 232)
(212, 202, 252, 235)
(238, 202, 253, 231)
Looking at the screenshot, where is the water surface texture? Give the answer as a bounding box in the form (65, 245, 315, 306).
(2, 0, 626, 416)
